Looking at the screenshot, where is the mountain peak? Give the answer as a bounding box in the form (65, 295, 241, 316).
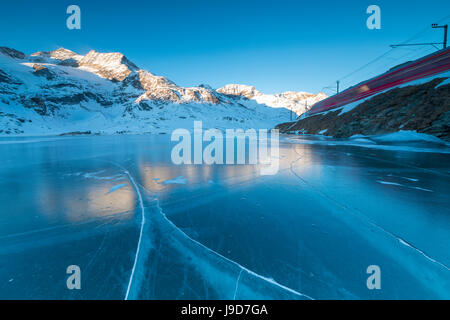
(31, 48, 80, 60)
(217, 84, 262, 99)
(29, 48, 83, 67)
(78, 50, 140, 81)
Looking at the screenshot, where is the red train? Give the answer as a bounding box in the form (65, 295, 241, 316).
(308, 47, 450, 115)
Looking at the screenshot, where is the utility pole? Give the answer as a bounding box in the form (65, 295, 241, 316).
(322, 83, 340, 96)
(432, 24, 448, 49)
(390, 24, 448, 50)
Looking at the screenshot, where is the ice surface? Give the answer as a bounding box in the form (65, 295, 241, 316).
(0, 134, 449, 299)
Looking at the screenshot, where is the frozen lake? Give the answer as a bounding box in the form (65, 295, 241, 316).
(0, 134, 449, 299)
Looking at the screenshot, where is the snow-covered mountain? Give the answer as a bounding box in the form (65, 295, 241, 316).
(0, 47, 324, 136)
(217, 84, 327, 115)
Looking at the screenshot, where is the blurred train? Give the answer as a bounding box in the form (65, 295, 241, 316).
(308, 47, 450, 115)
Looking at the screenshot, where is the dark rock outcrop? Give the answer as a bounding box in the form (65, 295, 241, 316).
(0, 69, 22, 85)
(32, 64, 56, 80)
(0, 47, 26, 59)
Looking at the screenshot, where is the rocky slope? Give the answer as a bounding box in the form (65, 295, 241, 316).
(217, 84, 327, 115)
(277, 73, 450, 141)
(0, 47, 313, 136)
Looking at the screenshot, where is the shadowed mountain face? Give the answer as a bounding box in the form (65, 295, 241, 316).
(0, 47, 26, 60)
(0, 47, 325, 136)
(277, 75, 450, 141)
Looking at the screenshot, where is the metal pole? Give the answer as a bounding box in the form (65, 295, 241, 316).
(431, 24, 448, 49)
(444, 25, 448, 49)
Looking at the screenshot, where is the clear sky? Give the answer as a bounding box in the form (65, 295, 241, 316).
(1, 0, 449, 94)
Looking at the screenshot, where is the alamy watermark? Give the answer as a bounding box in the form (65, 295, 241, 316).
(366, 5, 381, 30)
(66, 265, 81, 290)
(366, 265, 381, 290)
(66, 5, 81, 30)
(171, 121, 280, 175)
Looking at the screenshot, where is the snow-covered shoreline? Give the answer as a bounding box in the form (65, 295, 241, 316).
(283, 130, 450, 154)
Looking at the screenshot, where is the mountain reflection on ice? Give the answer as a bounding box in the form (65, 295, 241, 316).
(0, 135, 449, 299)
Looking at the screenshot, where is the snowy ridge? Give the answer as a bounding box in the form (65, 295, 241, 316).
(217, 84, 327, 115)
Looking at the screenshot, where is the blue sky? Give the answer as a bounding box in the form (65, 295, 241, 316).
(1, 0, 449, 94)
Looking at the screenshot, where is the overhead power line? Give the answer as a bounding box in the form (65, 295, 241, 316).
(320, 14, 450, 95)
(322, 15, 450, 94)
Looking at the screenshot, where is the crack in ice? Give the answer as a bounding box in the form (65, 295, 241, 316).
(104, 160, 314, 299)
(100, 160, 147, 300)
(289, 146, 450, 272)
(144, 185, 314, 300)
(123, 169, 146, 300)
(233, 270, 243, 300)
